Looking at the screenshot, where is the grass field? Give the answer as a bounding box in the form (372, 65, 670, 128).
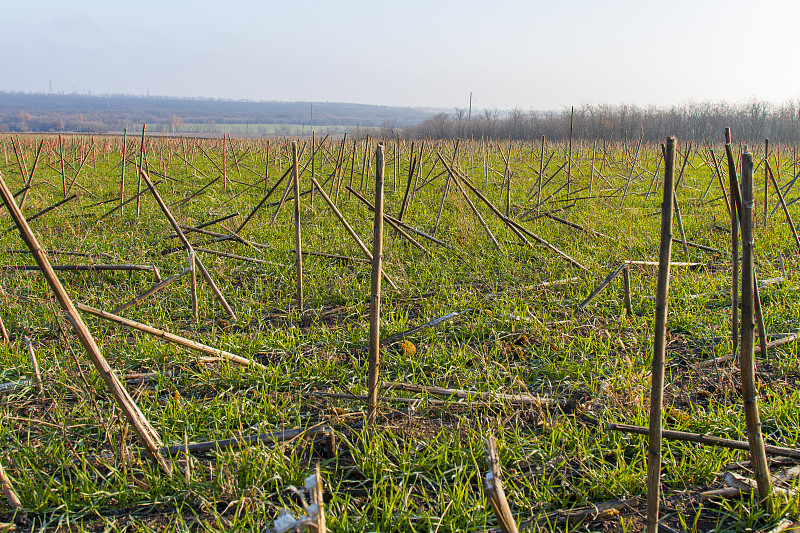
(0, 133, 799, 532)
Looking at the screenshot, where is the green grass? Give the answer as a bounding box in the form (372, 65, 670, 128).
(0, 134, 799, 531)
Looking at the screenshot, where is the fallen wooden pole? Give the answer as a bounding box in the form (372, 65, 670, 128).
(0, 171, 172, 476)
(76, 304, 264, 371)
(1, 264, 160, 280)
(3, 194, 77, 234)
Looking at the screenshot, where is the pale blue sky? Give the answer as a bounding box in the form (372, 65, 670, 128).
(2, 0, 798, 110)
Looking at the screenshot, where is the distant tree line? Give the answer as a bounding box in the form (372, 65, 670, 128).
(0, 92, 437, 134)
(406, 99, 800, 144)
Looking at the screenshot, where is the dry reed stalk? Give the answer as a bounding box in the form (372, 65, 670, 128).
(346, 186, 432, 256)
(138, 167, 236, 318)
(646, 135, 676, 533)
(382, 381, 553, 406)
(484, 435, 519, 533)
(725, 128, 739, 356)
(576, 263, 627, 311)
(672, 187, 691, 263)
(16, 138, 42, 210)
(305, 172, 398, 291)
(65, 139, 93, 195)
(0, 315, 8, 343)
(59, 135, 66, 198)
(292, 141, 303, 310)
(76, 304, 263, 370)
(136, 125, 145, 218)
(606, 421, 800, 459)
(398, 143, 416, 222)
(23, 336, 42, 394)
(189, 252, 198, 323)
(740, 151, 773, 511)
(0, 172, 172, 476)
(537, 135, 545, 214)
(119, 128, 126, 216)
(367, 144, 385, 424)
(97, 181, 159, 222)
(444, 155, 501, 250)
(0, 459, 24, 523)
(622, 264, 633, 316)
(160, 424, 329, 457)
(111, 266, 191, 315)
(4, 194, 77, 234)
(766, 160, 800, 253)
(433, 139, 459, 234)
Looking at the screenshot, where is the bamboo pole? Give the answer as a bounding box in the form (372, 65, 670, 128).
(292, 141, 303, 310)
(646, 136, 676, 533)
(0, 171, 172, 476)
(367, 144, 385, 424)
(739, 151, 773, 511)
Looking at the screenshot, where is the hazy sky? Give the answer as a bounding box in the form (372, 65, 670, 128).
(3, 0, 799, 111)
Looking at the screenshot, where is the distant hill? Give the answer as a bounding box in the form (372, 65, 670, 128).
(0, 92, 442, 136)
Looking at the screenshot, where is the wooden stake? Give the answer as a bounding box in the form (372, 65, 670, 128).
(136, 124, 146, 219)
(0, 172, 171, 476)
(292, 141, 303, 310)
(367, 144, 385, 424)
(740, 151, 773, 512)
(646, 136, 676, 533)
